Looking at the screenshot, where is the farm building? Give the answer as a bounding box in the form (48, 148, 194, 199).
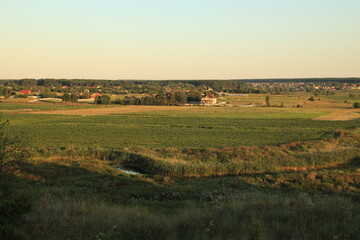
(91, 93, 102, 99)
(20, 90, 32, 95)
(200, 97, 217, 105)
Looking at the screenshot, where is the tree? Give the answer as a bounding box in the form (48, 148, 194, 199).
(82, 90, 90, 99)
(265, 96, 270, 107)
(70, 94, 78, 103)
(94, 95, 111, 105)
(62, 93, 71, 102)
(62, 93, 78, 103)
(186, 91, 201, 102)
(353, 102, 360, 108)
(175, 92, 187, 105)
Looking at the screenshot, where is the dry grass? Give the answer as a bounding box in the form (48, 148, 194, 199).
(314, 109, 360, 121)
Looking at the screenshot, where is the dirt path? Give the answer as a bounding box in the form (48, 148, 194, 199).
(20, 105, 194, 116)
(314, 109, 360, 121)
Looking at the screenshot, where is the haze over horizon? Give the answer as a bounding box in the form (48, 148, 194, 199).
(1, 0, 359, 80)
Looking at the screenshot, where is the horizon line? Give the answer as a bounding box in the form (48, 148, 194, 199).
(1, 76, 360, 81)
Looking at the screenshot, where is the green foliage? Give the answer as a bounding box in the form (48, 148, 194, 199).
(0, 121, 32, 240)
(62, 93, 78, 102)
(265, 96, 270, 107)
(112, 133, 360, 177)
(353, 102, 360, 108)
(39, 90, 57, 98)
(16, 156, 360, 240)
(95, 95, 111, 105)
(0, 177, 32, 240)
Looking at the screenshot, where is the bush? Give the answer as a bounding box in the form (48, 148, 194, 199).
(0, 177, 32, 240)
(95, 95, 111, 104)
(353, 102, 360, 108)
(0, 120, 32, 239)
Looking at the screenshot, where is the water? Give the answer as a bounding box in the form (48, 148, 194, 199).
(115, 166, 140, 175)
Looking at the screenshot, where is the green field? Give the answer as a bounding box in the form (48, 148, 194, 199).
(0, 103, 103, 111)
(3, 110, 360, 149)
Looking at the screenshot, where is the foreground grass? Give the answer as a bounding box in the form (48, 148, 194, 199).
(12, 153, 360, 240)
(13, 129, 360, 239)
(24, 190, 360, 240)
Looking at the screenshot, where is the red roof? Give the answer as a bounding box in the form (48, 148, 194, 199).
(90, 93, 102, 99)
(20, 90, 32, 95)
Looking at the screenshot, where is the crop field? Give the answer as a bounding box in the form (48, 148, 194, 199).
(0, 102, 102, 112)
(2, 106, 360, 149)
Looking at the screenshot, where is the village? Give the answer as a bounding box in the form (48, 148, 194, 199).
(1, 79, 360, 107)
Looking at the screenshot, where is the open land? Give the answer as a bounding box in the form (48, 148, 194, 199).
(2, 88, 360, 239)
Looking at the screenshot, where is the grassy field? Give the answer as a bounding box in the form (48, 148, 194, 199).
(2, 94, 360, 149)
(323, 89, 360, 102)
(7, 149, 360, 240)
(0, 102, 103, 112)
(2, 92, 360, 239)
(2, 110, 360, 149)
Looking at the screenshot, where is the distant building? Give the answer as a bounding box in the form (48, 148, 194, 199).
(20, 90, 32, 95)
(200, 97, 217, 105)
(91, 93, 102, 99)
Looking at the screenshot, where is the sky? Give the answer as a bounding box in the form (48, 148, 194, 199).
(0, 0, 359, 79)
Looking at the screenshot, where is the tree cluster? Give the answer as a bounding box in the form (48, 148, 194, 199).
(62, 93, 78, 103)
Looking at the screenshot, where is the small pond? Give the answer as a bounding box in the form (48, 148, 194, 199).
(114, 166, 141, 175)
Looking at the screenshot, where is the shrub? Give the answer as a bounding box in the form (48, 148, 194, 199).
(0, 177, 32, 240)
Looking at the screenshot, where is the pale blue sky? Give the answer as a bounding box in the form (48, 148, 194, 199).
(1, 0, 359, 79)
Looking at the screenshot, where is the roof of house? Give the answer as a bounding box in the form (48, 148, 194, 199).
(90, 93, 102, 98)
(20, 90, 32, 94)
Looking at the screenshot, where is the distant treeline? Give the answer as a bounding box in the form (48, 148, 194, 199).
(2, 78, 359, 91)
(238, 77, 360, 83)
(0, 79, 263, 94)
(0, 79, 252, 89)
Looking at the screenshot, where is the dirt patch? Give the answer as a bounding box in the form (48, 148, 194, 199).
(314, 109, 360, 121)
(19, 105, 195, 116)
